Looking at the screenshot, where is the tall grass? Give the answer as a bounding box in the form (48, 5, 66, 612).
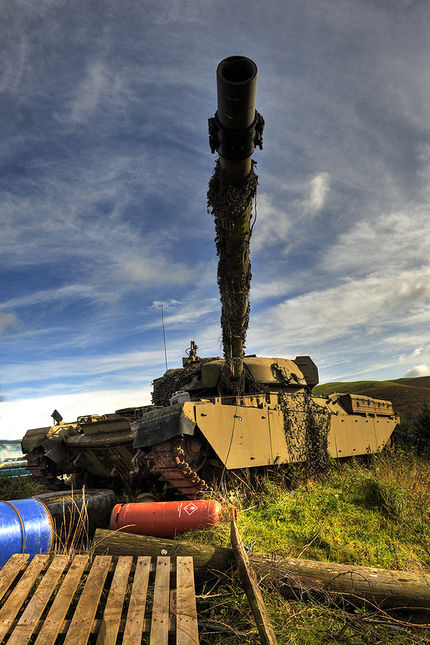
(192, 450, 430, 643)
(184, 448, 430, 572)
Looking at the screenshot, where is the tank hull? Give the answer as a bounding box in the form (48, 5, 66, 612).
(22, 379, 399, 498)
(133, 392, 397, 469)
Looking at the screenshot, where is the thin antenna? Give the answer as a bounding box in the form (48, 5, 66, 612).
(161, 304, 168, 371)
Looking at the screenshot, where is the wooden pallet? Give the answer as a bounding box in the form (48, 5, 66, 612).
(0, 553, 199, 644)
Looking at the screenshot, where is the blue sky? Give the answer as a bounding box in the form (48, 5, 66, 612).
(1, 0, 430, 439)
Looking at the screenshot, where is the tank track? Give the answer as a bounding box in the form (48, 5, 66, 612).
(146, 436, 211, 499)
(26, 449, 64, 489)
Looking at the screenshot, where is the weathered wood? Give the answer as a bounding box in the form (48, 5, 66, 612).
(96, 556, 132, 645)
(93, 528, 233, 579)
(6, 615, 177, 638)
(35, 555, 88, 645)
(94, 529, 430, 610)
(176, 556, 199, 645)
(249, 554, 430, 610)
(63, 555, 111, 645)
(0, 554, 49, 642)
(8, 555, 69, 645)
(122, 555, 151, 644)
(231, 518, 277, 645)
(0, 554, 29, 603)
(1, 554, 198, 642)
(150, 556, 170, 645)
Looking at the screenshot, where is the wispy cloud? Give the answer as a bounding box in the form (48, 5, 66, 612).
(145, 297, 218, 329)
(296, 172, 331, 216)
(118, 257, 193, 287)
(0, 284, 110, 311)
(0, 313, 18, 335)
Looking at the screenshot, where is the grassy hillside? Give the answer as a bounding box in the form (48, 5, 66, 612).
(313, 375, 430, 417)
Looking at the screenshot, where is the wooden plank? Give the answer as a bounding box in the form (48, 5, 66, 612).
(0, 554, 29, 603)
(231, 517, 277, 645)
(7, 555, 69, 645)
(63, 555, 112, 645)
(150, 556, 170, 645)
(35, 555, 88, 645)
(96, 556, 132, 645)
(0, 554, 50, 642)
(4, 616, 176, 638)
(176, 556, 199, 645)
(122, 556, 151, 645)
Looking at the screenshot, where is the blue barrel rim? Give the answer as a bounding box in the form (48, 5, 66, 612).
(2, 501, 28, 553)
(0, 498, 53, 568)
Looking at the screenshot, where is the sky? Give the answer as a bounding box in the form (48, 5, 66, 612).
(1, 0, 430, 439)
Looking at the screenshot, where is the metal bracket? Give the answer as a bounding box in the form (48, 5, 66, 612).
(208, 110, 264, 159)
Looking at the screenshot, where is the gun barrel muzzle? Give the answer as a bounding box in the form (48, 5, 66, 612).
(209, 56, 264, 184)
(216, 56, 257, 131)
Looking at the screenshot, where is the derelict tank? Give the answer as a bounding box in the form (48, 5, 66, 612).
(21, 56, 399, 496)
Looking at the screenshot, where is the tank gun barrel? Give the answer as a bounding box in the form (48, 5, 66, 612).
(209, 56, 264, 184)
(208, 56, 264, 386)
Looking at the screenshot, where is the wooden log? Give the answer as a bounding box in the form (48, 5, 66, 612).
(93, 529, 430, 610)
(248, 554, 430, 610)
(93, 528, 234, 580)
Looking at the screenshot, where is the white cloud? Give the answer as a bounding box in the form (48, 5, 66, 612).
(399, 347, 423, 363)
(0, 387, 152, 441)
(251, 193, 292, 253)
(0, 35, 27, 93)
(251, 173, 330, 256)
(0, 284, 110, 311)
(118, 257, 193, 286)
(144, 297, 218, 329)
(404, 365, 430, 378)
(248, 267, 430, 362)
(297, 172, 331, 216)
(0, 313, 18, 335)
(0, 348, 163, 390)
(322, 207, 430, 276)
(60, 59, 127, 124)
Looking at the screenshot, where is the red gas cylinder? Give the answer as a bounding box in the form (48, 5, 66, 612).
(110, 499, 226, 538)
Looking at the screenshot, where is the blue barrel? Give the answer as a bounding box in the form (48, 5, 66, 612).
(0, 499, 53, 568)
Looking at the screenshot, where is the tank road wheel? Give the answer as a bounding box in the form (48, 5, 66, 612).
(182, 436, 208, 472)
(26, 448, 65, 490)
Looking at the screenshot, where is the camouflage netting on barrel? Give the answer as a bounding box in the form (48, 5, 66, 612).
(280, 393, 331, 476)
(207, 160, 258, 361)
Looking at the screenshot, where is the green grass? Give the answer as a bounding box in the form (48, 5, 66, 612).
(0, 474, 47, 500)
(180, 450, 430, 643)
(2, 455, 429, 643)
(187, 450, 430, 572)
